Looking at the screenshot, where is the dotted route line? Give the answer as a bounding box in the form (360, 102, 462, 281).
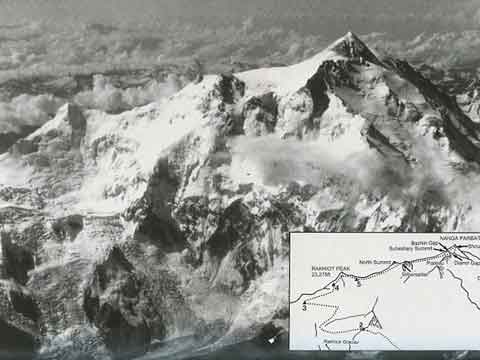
(322, 328, 360, 335)
(304, 290, 335, 303)
(291, 246, 461, 305)
(305, 302, 336, 309)
(307, 300, 399, 347)
(342, 262, 400, 281)
(307, 302, 360, 335)
(320, 305, 339, 327)
(410, 252, 445, 264)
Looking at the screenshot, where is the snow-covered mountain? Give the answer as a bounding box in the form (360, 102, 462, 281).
(1, 32, 480, 359)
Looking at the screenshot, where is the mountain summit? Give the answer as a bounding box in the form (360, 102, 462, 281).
(0, 34, 479, 359)
(328, 31, 381, 64)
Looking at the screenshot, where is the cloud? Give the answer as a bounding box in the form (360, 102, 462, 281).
(230, 135, 396, 193)
(0, 93, 64, 133)
(229, 131, 464, 213)
(0, 20, 329, 83)
(73, 73, 185, 113)
(3, 9, 479, 87)
(365, 30, 480, 67)
(422, 0, 480, 28)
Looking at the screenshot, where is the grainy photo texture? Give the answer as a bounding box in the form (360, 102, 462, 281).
(0, 1, 480, 359)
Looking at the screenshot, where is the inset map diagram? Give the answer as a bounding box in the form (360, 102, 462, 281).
(289, 233, 480, 351)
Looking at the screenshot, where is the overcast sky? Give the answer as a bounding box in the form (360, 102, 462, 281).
(1, 0, 480, 39)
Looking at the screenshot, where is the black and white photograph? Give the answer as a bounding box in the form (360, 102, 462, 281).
(1, 1, 480, 359)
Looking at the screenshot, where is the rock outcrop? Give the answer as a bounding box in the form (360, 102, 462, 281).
(83, 247, 152, 359)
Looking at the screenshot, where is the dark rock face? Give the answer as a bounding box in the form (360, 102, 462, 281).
(90, 303, 150, 360)
(216, 74, 245, 105)
(9, 288, 40, 322)
(305, 59, 362, 126)
(128, 156, 189, 254)
(1, 125, 40, 155)
(305, 67, 330, 119)
(28, 259, 91, 338)
(0, 319, 37, 360)
(10, 137, 41, 156)
(254, 93, 277, 117)
(202, 198, 290, 294)
(242, 93, 278, 136)
(362, 123, 410, 173)
(172, 196, 211, 247)
(51, 214, 84, 242)
(83, 247, 154, 359)
(315, 209, 358, 232)
(134, 211, 187, 253)
(384, 57, 480, 164)
(0, 132, 23, 154)
(311, 60, 359, 91)
(0, 282, 39, 360)
(1, 233, 35, 285)
(206, 199, 254, 261)
(65, 103, 87, 148)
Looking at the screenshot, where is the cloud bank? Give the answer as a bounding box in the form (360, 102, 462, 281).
(74, 74, 184, 113)
(0, 94, 64, 133)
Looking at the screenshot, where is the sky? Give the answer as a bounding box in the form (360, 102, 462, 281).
(0, 0, 479, 87)
(1, 0, 480, 39)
